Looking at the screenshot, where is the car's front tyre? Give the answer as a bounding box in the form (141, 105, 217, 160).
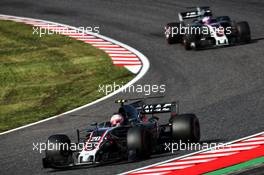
(165, 22, 182, 44)
(183, 34, 201, 50)
(43, 134, 73, 168)
(127, 127, 152, 161)
(236, 21, 251, 43)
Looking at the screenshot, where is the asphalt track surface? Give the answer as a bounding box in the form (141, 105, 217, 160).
(0, 0, 264, 174)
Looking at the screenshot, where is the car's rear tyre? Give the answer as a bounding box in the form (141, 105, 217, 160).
(127, 127, 152, 161)
(165, 22, 182, 44)
(171, 114, 200, 143)
(236, 21, 251, 43)
(43, 134, 72, 168)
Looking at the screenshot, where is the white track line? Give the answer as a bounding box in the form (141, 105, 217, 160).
(0, 14, 149, 136)
(245, 137, 264, 141)
(231, 141, 264, 147)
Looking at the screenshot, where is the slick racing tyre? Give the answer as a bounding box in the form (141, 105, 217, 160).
(171, 114, 200, 143)
(165, 22, 182, 44)
(183, 34, 200, 50)
(43, 134, 72, 168)
(236, 21, 251, 43)
(127, 127, 152, 161)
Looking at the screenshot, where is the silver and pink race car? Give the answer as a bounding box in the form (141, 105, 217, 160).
(165, 7, 251, 50)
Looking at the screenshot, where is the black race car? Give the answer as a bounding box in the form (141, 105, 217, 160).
(42, 98, 200, 169)
(165, 7, 251, 50)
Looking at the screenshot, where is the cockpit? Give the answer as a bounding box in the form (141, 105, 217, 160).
(118, 105, 140, 124)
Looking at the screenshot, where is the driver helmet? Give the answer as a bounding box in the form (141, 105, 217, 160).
(202, 16, 212, 25)
(110, 113, 124, 126)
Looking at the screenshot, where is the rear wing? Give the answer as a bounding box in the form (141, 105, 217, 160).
(178, 6, 212, 22)
(139, 102, 179, 115)
(115, 97, 179, 116)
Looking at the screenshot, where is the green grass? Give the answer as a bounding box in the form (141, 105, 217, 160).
(0, 20, 134, 132)
(204, 156, 264, 175)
